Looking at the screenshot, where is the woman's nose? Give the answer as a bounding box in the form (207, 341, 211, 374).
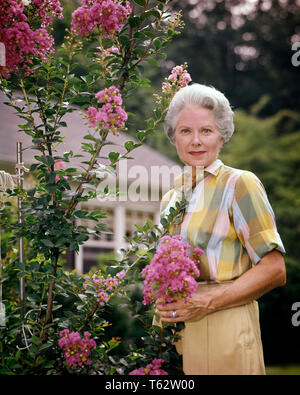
(191, 131, 202, 145)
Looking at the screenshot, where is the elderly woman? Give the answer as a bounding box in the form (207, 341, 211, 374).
(156, 83, 286, 375)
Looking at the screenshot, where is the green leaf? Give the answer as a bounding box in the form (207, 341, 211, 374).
(136, 130, 146, 141)
(134, 0, 146, 6)
(147, 118, 155, 129)
(30, 163, 40, 172)
(144, 31, 155, 39)
(160, 217, 168, 226)
(154, 39, 162, 49)
(31, 336, 39, 345)
(157, 52, 167, 59)
(86, 74, 94, 84)
(41, 239, 54, 247)
(94, 223, 112, 233)
(119, 35, 130, 47)
(74, 210, 88, 219)
(124, 140, 135, 151)
(133, 31, 147, 39)
(136, 249, 148, 256)
(146, 57, 160, 67)
(39, 342, 53, 352)
(27, 187, 36, 197)
(25, 215, 38, 224)
(154, 108, 162, 119)
(128, 17, 140, 28)
(46, 171, 56, 185)
(83, 134, 100, 143)
(40, 156, 54, 167)
(148, 9, 161, 19)
(140, 9, 161, 22)
(146, 219, 153, 227)
(135, 77, 151, 88)
(75, 233, 89, 243)
(108, 152, 120, 163)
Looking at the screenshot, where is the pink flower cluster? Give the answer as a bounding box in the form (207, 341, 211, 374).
(129, 358, 168, 375)
(0, 0, 62, 77)
(84, 271, 125, 306)
(31, 0, 63, 27)
(95, 45, 120, 58)
(54, 160, 67, 182)
(142, 235, 203, 305)
(162, 65, 192, 93)
(71, 0, 132, 38)
(58, 329, 96, 368)
(87, 86, 128, 134)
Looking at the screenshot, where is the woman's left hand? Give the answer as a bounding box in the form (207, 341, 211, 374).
(156, 250, 286, 323)
(156, 292, 215, 323)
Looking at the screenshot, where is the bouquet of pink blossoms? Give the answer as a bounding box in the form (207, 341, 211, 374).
(142, 235, 203, 305)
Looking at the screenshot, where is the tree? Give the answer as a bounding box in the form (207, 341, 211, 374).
(0, 0, 189, 374)
(164, 0, 300, 118)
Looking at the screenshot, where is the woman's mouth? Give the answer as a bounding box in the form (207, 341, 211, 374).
(189, 151, 206, 156)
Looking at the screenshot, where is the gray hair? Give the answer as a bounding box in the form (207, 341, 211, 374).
(164, 83, 234, 143)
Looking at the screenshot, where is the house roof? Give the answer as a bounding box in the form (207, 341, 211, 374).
(0, 92, 182, 191)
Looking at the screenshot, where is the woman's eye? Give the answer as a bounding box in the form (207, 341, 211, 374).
(181, 129, 190, 134)
(202, 128, 211, 134)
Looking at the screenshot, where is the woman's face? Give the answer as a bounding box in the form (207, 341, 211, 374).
(173, 105, 224, 168)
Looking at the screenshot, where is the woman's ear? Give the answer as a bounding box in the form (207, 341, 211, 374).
(218, 136, 225, 153)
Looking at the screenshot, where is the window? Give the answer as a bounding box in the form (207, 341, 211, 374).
(82, 247, 114, 274)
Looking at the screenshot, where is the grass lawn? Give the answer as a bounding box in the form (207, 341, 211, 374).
(266, 364, 300, 375)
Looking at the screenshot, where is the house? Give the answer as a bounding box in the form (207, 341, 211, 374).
(0, 92, 182, 273)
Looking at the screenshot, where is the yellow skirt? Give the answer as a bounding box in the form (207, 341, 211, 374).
(158, 283, 266, 375)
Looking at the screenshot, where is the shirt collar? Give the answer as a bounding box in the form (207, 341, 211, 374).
(172, 159, 223, 191)
(205, 159, 223, 176)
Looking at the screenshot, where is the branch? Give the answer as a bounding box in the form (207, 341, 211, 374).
(64, 129, 109, 217)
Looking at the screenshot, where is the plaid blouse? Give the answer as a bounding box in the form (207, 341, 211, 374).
(160, 159, 285, 282)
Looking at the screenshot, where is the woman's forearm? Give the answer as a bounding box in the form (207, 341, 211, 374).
(156, 250, 286, 322)
(207, 250, 286, 312)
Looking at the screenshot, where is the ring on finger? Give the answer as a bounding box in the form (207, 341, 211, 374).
(172, 310, 177, 318)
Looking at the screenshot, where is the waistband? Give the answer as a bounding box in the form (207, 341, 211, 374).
(197, 279, 234, 285)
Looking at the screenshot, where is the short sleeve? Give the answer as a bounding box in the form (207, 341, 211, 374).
(232, 171, 286, 265)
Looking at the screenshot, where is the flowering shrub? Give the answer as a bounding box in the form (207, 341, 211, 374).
(129, 358, 168, 375)
(58, 329, 96, 368)
(0, 0, 190, 375)
(142, 235, 203, 305)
